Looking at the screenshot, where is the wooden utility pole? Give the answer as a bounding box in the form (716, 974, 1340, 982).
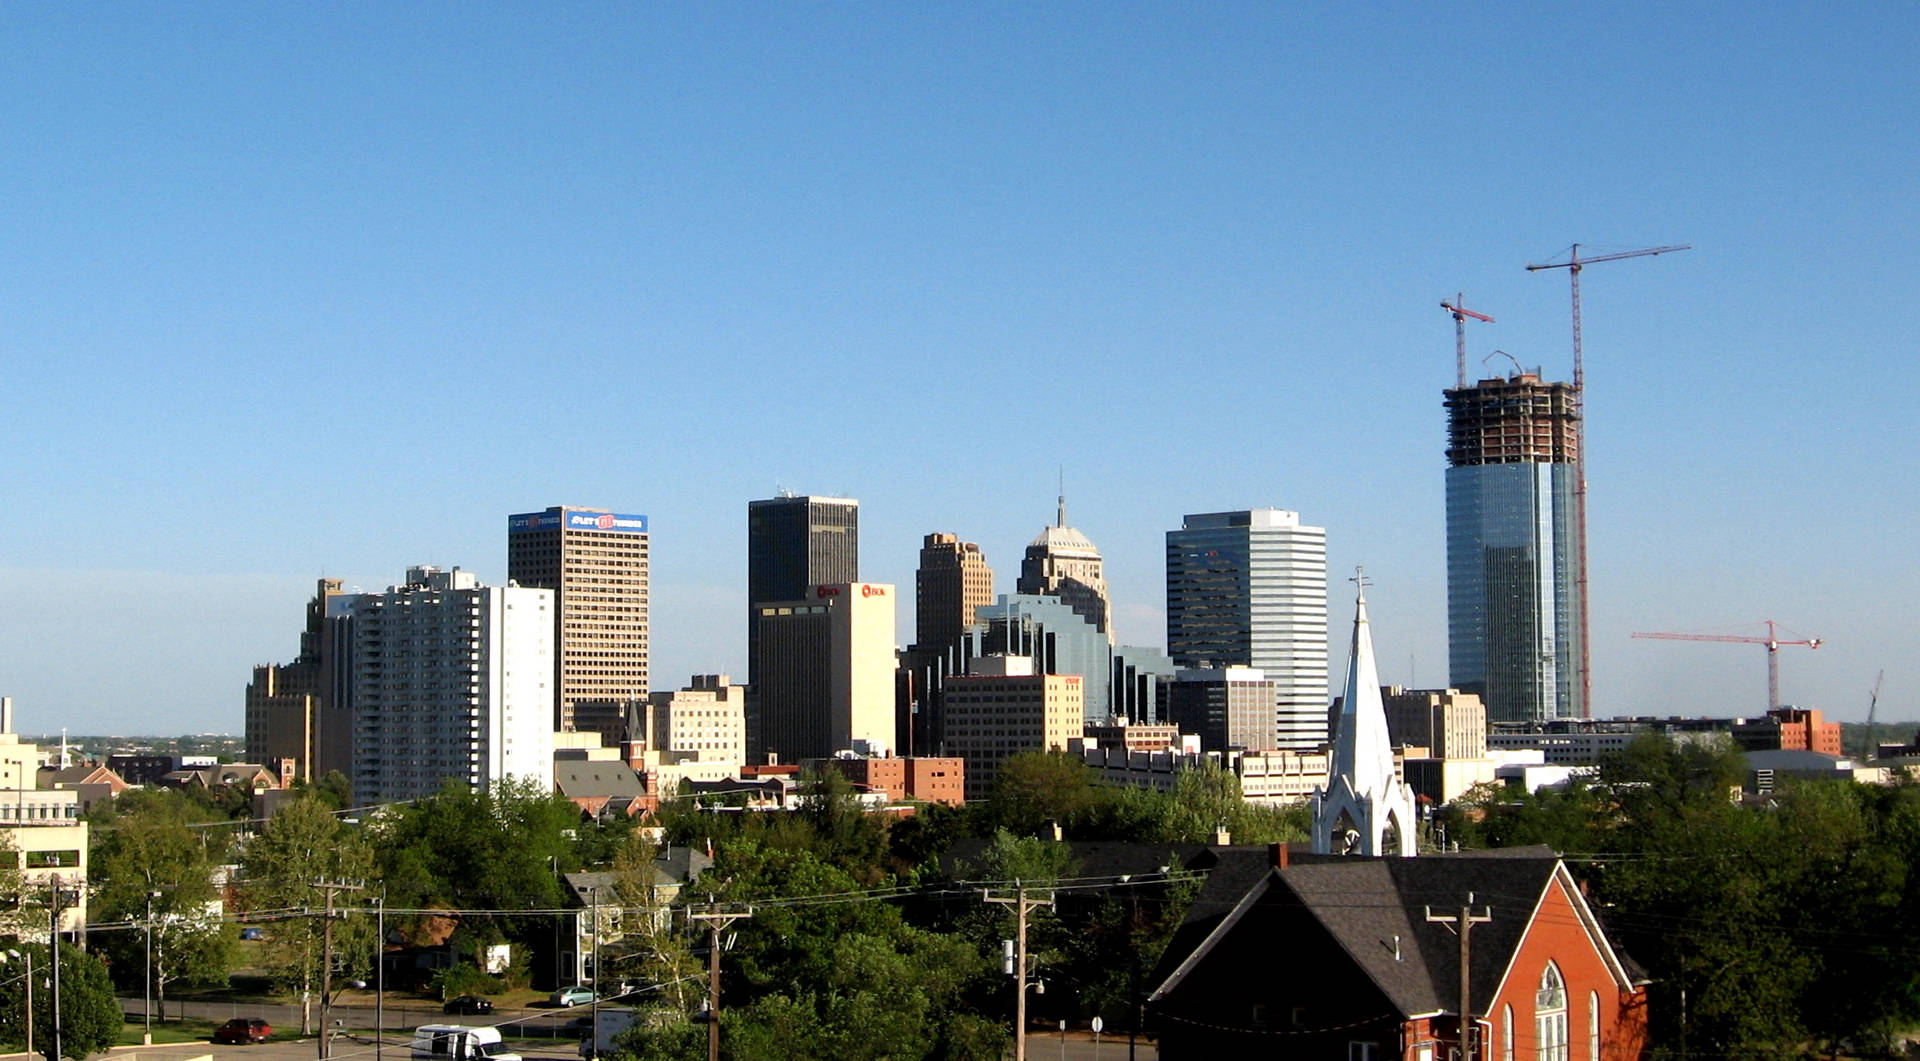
(1426, 899, 1492, 1060)
(984, 884, 1054, 1061)
(309, 879, 363, 1061)
(688, 902, 752, 1061)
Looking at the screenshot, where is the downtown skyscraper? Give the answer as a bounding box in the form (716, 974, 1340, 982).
(1444, 372, 1583, 723)
(507, 505, 650, 739)
(1165, 508, 1328, 750)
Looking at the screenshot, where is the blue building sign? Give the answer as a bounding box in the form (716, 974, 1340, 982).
(509, 509, 648, 534)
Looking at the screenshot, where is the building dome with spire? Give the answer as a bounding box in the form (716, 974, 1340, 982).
(1017, 491, 1111, 638)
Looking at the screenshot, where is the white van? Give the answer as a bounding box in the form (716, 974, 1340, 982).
(411, 1024, 522, 1061)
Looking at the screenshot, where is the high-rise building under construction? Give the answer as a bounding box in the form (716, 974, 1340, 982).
(1444, 372, 1583, 723)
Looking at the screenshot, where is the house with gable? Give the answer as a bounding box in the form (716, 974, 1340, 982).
(1148, 848, 1650, 1060)
(1150, 578, 1649, 1059)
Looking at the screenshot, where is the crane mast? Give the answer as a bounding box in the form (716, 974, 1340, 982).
(1440, 295, 1494, 389)
(1529, 243, 1690, 718)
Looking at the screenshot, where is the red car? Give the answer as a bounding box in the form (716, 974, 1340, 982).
(214, 1019, 272, 1044)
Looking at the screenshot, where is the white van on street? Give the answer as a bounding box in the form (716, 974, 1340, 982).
(410, 1024, 523, 1061)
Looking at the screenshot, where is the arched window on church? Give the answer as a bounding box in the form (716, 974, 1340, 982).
(1588, 990, 1600, 1061)
(1501, 1004, 1513, 1061)
(1536, 963, 1568, 1061)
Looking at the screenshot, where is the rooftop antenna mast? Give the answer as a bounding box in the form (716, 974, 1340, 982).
(1440, 294, 1494, 388)
(1527, 242, 1690, 717)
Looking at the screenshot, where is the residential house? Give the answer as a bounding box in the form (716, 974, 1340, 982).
(1150, 848, 1649, 1060)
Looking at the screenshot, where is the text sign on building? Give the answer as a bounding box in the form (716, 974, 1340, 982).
(509, 510, 648, 533)
(816, 584, 887, 599)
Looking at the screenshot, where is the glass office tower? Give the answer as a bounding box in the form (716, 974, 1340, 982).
(1444, 373, 1584, 723)
(1166, 509, 1329, 750)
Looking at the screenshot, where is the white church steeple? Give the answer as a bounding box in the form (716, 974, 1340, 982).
(1312, 569, 1419, 857)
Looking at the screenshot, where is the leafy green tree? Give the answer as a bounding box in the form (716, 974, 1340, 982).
(0, 943, 122, 1058)
(370, 777, 579, 946)
(88, 788, 234, 1017)
(981, 751, 1098, 836)
(237, 794, 378, 1033)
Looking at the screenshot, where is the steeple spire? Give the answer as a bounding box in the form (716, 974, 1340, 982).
(1312, 568, 1419, 857)
(1056, 466, 1067, 528)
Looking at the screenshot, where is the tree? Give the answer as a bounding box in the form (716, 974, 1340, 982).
(370, 777, 580, 945)
(605, 830, 700, 1013)
(237, 794, 378, 1033)
(981, 751, 1098, 836)
(0, 942, 121, 1058)
(88, 788, 234, 1017)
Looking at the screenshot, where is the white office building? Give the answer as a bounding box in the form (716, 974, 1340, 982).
(1166, 509, 1328, 750)
(349, 566, 555, 804)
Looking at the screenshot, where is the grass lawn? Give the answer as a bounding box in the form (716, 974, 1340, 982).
(119, 1017, 219, 1046)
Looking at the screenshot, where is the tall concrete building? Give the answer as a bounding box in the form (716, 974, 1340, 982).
(1167, 666, 1280, 752)
(915, 533, 993, 658)
(902, 533, 994, 758)
(942, 655, 1084, 802)
(507, 506, 650, 739)
(348, 566, 556, 804)
(1444, 372, 1584, 723)
(1017, 494, 1110, 638)
(752, 582, 897, 765)
(747, 494, 858, 684)
(641, 675, 748, 765)
(247, 577, 358, 782)
(1166, 508, 1329, 750)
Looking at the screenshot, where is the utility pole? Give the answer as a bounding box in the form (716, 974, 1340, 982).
(374, 894, 385, 1061)
(309, 879, 363, 1061)
(688, 902, 752, 1061)
(144, 890, 160, 1045)
(48, 874, 67, 1061)
(1426, 899, 1492, 1061)
(984, 884, 1054, 1061)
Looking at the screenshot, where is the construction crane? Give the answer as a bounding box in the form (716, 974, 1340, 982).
(1866, 670, 1885, 760)
(1529, 242, 1690, 719)
(1440, 294, 1494, 388)
(1630, 620, 1823, 712)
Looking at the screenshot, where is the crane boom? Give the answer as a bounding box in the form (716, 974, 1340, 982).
(1530, 242, 1690, 721)
(1440, 294, 1494, 388)
(1631, 620, 1822, 711)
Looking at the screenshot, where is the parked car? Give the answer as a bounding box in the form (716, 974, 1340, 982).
(549, 986, 595, 1007)
(214, 1018, 272, 1044)
(443, 995, 494, 1016)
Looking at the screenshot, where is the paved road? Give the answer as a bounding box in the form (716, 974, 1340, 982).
(106, 1003, 1159, 1061)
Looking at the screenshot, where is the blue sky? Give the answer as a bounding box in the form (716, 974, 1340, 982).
(3, 4, 1914, 735)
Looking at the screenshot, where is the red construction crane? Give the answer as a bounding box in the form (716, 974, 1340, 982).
(1866, 670, 1885, 760)
(1440, 294, 1494, 388)
(1631, 620, 1823, 712)
(1529, 242, 1690, 719)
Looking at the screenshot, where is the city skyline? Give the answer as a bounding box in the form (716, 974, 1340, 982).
(2, 6, 1913, 732)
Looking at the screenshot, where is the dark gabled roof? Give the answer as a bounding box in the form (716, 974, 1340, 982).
(559, 849, 713, 907)
(1153, 849, 1612, 1021)
(554, 762, 647, 799)
(935, 836, 1218, 883)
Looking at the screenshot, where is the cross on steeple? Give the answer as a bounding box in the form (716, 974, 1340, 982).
(1349, 566, 1371, 599)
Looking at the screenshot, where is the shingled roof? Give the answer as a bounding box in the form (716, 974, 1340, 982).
(1152, 848, 1636, 1021)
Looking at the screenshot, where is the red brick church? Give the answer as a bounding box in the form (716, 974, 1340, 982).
(1147, 579, 1650, 1059)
